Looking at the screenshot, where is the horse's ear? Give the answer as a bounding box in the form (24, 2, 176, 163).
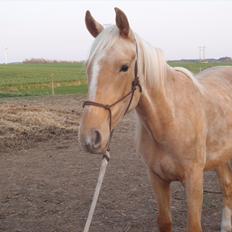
(114, 7, 130, 38)
(85, 10, 104, 38)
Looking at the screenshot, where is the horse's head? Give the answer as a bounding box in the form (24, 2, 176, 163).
(80, 8, 141, 154)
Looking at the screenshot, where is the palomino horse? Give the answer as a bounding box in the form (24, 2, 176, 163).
(80, 8, 232, 232)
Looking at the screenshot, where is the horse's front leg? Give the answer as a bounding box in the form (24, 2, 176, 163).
(149, 169, 172, 232)
(184, 164, 204, 232)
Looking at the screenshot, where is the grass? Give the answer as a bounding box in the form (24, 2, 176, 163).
(0, 63, 87, 98)
(0, 63, 85, 86)
(0, 61, 231, 98)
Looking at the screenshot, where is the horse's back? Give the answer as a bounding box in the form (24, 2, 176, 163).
(196, 66, 232, 101)
(197, 66, 232, 87)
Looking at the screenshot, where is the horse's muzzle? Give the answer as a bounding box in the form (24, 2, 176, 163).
(81, 128, 105, 154)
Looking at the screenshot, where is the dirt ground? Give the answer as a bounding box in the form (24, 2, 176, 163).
(0, 95, 224, 232)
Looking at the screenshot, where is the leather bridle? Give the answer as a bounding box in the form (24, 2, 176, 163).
(82, 42, 142, 149)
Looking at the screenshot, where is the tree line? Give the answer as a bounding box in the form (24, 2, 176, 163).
(23, 58, 85, 64)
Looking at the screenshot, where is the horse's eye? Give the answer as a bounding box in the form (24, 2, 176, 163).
(120, 65, 129, 72)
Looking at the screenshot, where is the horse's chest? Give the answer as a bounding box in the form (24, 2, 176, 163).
(144, 151, 183, 181)
(158, 158, 183, 181)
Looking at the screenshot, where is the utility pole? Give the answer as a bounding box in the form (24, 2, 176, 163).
(198, 45, 206, 72)
(198, 46, 206, 62)
(202, 46, 205, 61)
(4, 48, 8, 64)
(198, 46, 202, 63)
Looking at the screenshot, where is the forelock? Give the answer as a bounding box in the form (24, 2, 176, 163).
(87, 26, 120, 66)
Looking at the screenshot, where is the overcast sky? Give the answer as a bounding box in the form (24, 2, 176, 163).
(1, 0, 232, 63)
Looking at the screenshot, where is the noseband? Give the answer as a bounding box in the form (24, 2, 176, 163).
(82, 42, 142, 138)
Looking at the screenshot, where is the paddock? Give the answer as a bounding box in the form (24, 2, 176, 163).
(0, 95, 223, 231)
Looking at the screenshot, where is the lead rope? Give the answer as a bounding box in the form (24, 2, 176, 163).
(83, 151, 110, 232)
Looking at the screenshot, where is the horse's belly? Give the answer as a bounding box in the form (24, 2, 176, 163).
(205, 115, 232, 170)
(205, 146, 232, 170)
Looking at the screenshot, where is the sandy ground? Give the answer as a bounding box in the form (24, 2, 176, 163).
(0, 95, 223, 232)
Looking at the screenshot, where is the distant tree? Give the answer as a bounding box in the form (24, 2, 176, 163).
(23, 58, 85, 64)
(218, 57, 232, 63)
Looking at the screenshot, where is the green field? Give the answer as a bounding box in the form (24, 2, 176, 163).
(0, 63, 87, 98)
(0, 62, 231, 98)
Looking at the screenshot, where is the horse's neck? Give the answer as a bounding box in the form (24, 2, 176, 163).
(136, 66, 175, 142)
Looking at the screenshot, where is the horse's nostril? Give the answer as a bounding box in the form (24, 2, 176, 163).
(92, 129, 101, 148)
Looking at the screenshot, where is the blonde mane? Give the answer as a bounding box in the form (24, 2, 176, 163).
(135, 34, 167, 89)
(87, 26, 203, 94)
(135, 34, 204, 93)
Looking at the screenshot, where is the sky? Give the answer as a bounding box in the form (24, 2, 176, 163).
(0, 0, 232, 63)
